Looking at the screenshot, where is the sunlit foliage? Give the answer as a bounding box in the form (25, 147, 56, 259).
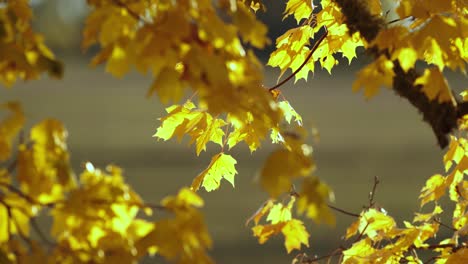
(0, 0, 467, 263)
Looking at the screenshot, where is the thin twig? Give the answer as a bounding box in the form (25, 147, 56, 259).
(355, 222, 369, 242)
(434, 218, 457, 232)
(386, 16, 413, 25)
(368, 176, 380, 208)
(267, 26, 328, 92)
(221, 122, 230, 152)
(7, 158, 17, 174)
(31, 217, 55, 246)
(0, 182, 38, 206)
(328, 204, 360, 217)
(423, 256, 438, 264)
(300, 247, 344, 263)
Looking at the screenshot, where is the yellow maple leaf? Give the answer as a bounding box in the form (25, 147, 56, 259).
(0, 1, 62, 86)
(154, 101, 226, 155)
(360, 208, 396, 241)
(409, 15, 467, 72)
(188, 116, 226, 155)
(260, 148, 314, 197)
(395, 47, 418, 72)
(252, 217, 309, 252)
(367, 0, 382, 15)
(444, 137, 467, 172)
(296, 176, 335, 225)
(267, 202, 293, 224)
(245, 199, 275, 226)
(446, 157, 468, 202)
(397, 0, 452, 21)
(17, 119, 75, 203)
(0, 193, 34, 243)
(0, 102, 25, 161)
(419, 174, 447, 207)
(147, 67, 184, 104)
(352, 55, 394, 99)
(162, 187, 204, 211)
(453, 201, 468, 232)
(52, 163, 142, 237)
(227, 114, 264, 152)
(279, 100, 303, 125)
(143, 188, 213, 264)
(345, 218, 360, 239)
(154, 101, 198, 141)
(267, 26, 315, 82)
(283, 0, 314, 23)
(372, 26, 410, 52)
(252, 223, 285, 244)
(446, 248, 468, 264)
(282, 219, 310, 253)
(415, 67, 455, 104)
(106, 45, 131, 77)
(413, 205, 443, 223)
(191, 153, 237, 192)
(342, 238, 376, 263)
(233, 3, 269, 48)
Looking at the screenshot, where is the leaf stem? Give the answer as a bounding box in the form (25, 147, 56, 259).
(434, 218, 457, 232)
(31, 217, 55, 246)
(368, 176, 380, 208)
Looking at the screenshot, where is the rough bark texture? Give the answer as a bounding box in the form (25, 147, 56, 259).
(333, 0, 467, 148)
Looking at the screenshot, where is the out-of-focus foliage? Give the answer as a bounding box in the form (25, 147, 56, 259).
(0, 0, 63, 87)
(1, 0, 467, 263)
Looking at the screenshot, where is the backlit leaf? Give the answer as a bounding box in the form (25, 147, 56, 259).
(191, 153, 237, 192)
(413, 205, 443, 223)
(245, 199, 274, 226)
(155, 101, 226, 155)
(279, 100, 302, 125)
(283, 0, 314, 23)
(360, 208, 396, 241)
(419, 174, 446, 207)
(342, 238, 375, 263)
(267, 202, 293, 224)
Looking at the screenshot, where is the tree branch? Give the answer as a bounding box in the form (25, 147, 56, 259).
(332, 0, 465, 148)
(328, 204, 360, 217)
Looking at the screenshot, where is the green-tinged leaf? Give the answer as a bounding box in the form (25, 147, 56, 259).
(191, 153, 237, 192)
(279, 100, 302, 125)
(155, 101, 226, 155)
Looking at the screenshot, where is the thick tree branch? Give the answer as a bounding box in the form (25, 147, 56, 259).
(333, 0, 466, 148)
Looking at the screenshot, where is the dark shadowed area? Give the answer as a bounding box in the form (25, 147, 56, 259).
(1, 1, 466, 263)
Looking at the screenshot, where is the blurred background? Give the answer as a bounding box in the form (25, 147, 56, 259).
(1, 0, 466, 263)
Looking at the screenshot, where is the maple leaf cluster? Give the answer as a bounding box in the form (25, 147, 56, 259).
(0, 0, 468, 263)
